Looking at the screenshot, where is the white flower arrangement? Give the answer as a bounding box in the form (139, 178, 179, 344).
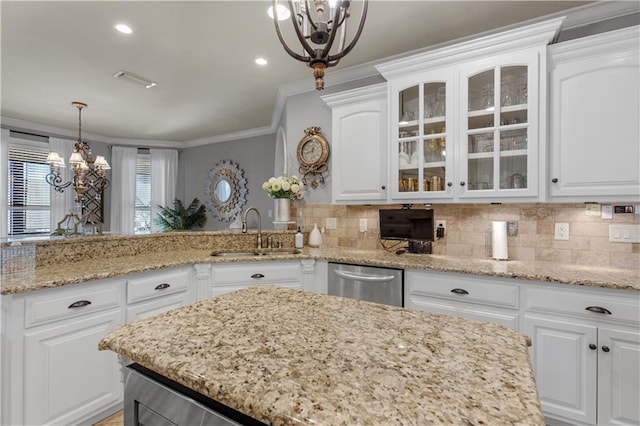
(262, 175, 304, 200)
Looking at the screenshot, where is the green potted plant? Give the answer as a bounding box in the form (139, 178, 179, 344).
(155, 198, 207, 231)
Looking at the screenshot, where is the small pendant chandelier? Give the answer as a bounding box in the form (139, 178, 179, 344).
(46, 102, 111, 205)
(271, 0, 368, 90)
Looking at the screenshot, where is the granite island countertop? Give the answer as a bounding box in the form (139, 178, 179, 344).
(99, 286, 544, 426)
(1, 245, 638, 295)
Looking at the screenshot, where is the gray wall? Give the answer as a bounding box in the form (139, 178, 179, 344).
(178, 133, 277, 230)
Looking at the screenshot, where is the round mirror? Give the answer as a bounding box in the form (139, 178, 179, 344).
(205, 160, 248, 222)
(214, 178, 231, 203)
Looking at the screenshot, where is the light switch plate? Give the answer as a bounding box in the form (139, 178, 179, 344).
(325, 217, 337, 230)
(609, 224, 640, 243)
(359, 218, 367, 233)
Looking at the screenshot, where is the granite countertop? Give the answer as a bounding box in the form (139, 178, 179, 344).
(1, 246, 638, 295)
(99, 286, 544, 426)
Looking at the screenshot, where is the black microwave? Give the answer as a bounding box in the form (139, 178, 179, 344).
(379, 209, 434, 241)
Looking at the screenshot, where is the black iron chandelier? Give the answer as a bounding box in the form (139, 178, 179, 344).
(46, 102, 111, 203)
(271, 0, 368, 90)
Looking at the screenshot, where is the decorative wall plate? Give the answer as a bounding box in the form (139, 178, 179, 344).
(204, 160, 248, 222)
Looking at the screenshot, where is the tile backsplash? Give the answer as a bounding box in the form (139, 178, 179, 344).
(297, 203, 640, 270)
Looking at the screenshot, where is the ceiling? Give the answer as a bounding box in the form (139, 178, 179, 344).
(1, 1, 597, 143)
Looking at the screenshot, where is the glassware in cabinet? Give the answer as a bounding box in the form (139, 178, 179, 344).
(463, 62, 532, 195)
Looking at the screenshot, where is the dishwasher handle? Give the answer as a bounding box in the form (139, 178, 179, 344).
(333, 269, 396, 282)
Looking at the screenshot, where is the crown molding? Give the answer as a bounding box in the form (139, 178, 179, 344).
(183, 125, 275, 148)
(1, 116, 182, 149)
(549, 25, 639, 64)
(560, 1, 639, 30)
(320, 82, 386, 107)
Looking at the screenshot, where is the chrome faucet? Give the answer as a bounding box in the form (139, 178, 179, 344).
(242, 207, 262, 249)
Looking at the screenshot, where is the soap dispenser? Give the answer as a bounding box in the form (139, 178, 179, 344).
(308, 223, 322, 248)
(295, 227, 304, 249)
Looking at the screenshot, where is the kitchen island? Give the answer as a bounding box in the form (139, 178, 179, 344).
(99, 286, 543, 425)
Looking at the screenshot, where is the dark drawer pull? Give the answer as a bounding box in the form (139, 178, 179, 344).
(155, 283, 171, 290)
(451, 288, 469, 295)
(251, 273, 265, 279)
(585, 306, 612, 315)
(68, 300, 91, 309)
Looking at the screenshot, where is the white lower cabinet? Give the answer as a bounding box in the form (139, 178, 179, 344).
(1, 277, 126, 426)
(523, 285, 640, 426)
(210, 261, 303, 297)
(1, 266, 196, 426)
(405, 269, 519, 330)
(23, 309, 123, 425)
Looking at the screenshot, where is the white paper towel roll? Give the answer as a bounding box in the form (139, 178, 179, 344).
(492, 221, 508, 260)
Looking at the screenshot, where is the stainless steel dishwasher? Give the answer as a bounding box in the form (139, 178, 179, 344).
(328, 262, 403, 307)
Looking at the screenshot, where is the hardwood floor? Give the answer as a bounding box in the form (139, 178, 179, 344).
(93, 410, 123, 426)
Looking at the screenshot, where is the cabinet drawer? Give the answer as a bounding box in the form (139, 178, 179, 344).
(127, 268, 191, 304)
(24, 280, 122, 328)
(407, 270, 519, 309)
(524, 286, 640, 325)
(212, 262, 301, 286)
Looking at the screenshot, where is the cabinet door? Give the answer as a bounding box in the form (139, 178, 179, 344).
(325, 84, 388, 203)
(459, 49, 540, 199)
(524, 314, 597, 425)
(391, 69, 455, 200)
(597, 327, 640, 425)
(23, 310, 123, 425)
(548, 28, 640, 201)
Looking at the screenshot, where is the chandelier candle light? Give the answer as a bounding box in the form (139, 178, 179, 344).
(271, 0, 368, 90)
(46, 102, 111, 222)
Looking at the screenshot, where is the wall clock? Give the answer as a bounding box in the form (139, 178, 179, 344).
(297, 126, 330, 188)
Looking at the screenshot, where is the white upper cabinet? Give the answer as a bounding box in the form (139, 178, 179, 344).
(322, 83, 388, 204)
(548, 26, 640, 202)
(459, 50, 540, 200)
(377, 18, 563, 203)
(388, 69, 455, 200)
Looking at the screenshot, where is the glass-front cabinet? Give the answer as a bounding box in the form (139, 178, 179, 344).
(391, 69, 454, 199)
(459, 50, 539, 199)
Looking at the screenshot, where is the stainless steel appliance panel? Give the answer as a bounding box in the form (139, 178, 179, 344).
(328, 262, 403, 307)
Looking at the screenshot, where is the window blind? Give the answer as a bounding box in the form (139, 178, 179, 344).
(135, 153, 151, 234)
(7, 145, 51, 235)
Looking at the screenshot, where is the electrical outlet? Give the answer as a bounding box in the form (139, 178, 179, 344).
(359, 218, 367, 233)
(436, 220, 446, 236)
(554, 223, 569, 241)
(325, 217, 337, 230)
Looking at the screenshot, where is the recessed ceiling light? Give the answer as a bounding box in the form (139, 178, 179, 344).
(255, 58, 268, 66)
(267, 4, 290, 21)
(114, 23, 133, 34)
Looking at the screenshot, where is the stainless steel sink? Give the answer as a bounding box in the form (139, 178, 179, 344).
(210, 249, 301, 257)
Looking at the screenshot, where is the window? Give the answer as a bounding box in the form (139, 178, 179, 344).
(7, 144, 51, 235)
(135, 152, 151, 234)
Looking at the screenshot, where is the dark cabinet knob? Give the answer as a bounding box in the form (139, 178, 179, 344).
(602, 346, 610, 353)
(447, 182, 452, 187)
(251, 273, 265, 279)
(155, 283, 170, 290)
(460, 182, 466, 187)
(589, 344, 597, 350)
(451, 288, 469, 295)
(381, 185, 386, 190)
(551, 178, 558, 183)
